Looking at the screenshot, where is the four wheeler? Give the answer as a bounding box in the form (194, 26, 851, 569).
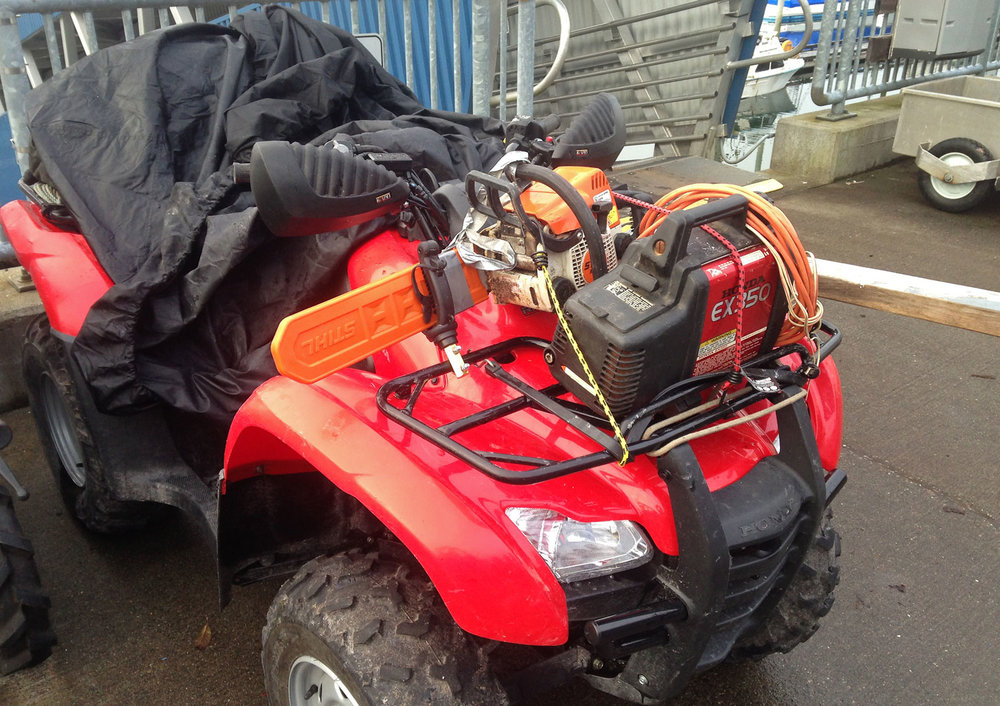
(3, 94, 845, 704)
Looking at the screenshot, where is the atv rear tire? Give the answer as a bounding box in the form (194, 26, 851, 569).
(262, 550, 507, 706)
(731, 511, 841, 659)
(0, 485, 55, 674)
(22, 315, 163, 533)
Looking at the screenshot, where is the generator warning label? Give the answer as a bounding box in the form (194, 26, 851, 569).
(605, 281, 653, 312)
(693, 325, 768, 376)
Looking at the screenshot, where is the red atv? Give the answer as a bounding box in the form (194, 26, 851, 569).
(3, 96, 844, 704)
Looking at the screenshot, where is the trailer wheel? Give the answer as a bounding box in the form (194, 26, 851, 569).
(918, 137, 995, 213)
(0, 485, 56, 674)
(22, 316, 163, 533)
(730, 512, 841, 659)
(262, 550, 507, 706)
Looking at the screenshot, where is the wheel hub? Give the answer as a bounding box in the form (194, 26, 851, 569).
(930, 152, 977, 200)
(39, 373, 86, 487)
(288, 656, 362, 706)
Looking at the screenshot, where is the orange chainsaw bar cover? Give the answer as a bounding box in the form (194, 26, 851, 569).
(272, 259, 488, 383)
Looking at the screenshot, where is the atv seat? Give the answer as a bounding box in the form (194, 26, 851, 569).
(249, 141, 410, 237)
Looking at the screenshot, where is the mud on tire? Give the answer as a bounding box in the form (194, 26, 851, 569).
(262, 549, 508, 705)
(0, 485, 55, 674)
(22, 315, 163, 533)
(731, 511, 841, 659)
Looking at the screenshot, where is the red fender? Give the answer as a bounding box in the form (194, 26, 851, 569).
(223, 366, 796, 645)
(224, 372, 571, 645)
(0, 201, 112, 336)
(808, 356, 844, 472)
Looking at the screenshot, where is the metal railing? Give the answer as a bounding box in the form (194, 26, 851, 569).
(0, 0, 556, 176)
(493, 0, 762, 162)
(812, 0, 1000, 119)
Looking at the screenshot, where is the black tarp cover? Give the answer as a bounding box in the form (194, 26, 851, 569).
(25, 6, 504, 422)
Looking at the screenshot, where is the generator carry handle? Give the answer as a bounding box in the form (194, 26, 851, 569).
(656, 194, 750, 268)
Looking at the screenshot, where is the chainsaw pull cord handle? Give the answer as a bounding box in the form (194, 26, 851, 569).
(512, 162, 610, 280)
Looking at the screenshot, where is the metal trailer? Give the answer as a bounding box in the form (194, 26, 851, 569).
(892, 75, 1000, 212)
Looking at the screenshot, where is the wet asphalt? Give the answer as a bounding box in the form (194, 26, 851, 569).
(0, 159, 997, 705)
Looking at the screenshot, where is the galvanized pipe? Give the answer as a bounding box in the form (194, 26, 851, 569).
(453, 0, 461, 111)
(491, 0, 569, 109)
(557, 24, 731, 68)
(377, 0, 387, 62)
(534, 69, 722, 105)
(403, 0, 413, 89)
(429, 0, 437, 109)
(498, 7, 508, 120)
(516, 0, 534, 117)
(547, 45, 727, 87)
(0, 8, 32, 174)
(470, 0, 490, 115)
(811, 0, 1000, 111)
(567, 0, 704, 39)
(829, 0, 864, 117)
(43, 13, 63, 72)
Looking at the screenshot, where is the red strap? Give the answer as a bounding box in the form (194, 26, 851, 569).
(613, 191, 746, 383)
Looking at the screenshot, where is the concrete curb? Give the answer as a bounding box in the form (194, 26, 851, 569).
(770, 94, 904, 186)
(0, 267, 42, 412)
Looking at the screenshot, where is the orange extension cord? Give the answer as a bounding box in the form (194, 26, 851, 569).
(632, 183, 822, 347)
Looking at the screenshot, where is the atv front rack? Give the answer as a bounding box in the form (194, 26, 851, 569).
(375, 323, 841, 485)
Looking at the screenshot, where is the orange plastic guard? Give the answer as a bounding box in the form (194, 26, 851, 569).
(271, 256, 488, 383)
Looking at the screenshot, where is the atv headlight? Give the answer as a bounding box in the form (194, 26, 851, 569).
(505, 507, 652, 583)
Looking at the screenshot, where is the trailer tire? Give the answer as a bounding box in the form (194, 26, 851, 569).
(0, 485, 56, 674)
(22, 316, 164, 533)
(262, 549, 507, 706)
(918, 137, 995, 213)
(730, 512, 840, 659)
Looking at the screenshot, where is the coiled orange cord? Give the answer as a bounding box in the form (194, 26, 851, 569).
(631, 183, 822, 347)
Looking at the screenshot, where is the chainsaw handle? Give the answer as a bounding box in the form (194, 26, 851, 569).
(513, 162, 611, 279)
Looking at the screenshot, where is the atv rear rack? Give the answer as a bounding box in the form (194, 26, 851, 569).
(376, 323, 841, 485)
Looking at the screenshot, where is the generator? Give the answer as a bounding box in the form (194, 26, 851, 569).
(545, 195, 787, 417)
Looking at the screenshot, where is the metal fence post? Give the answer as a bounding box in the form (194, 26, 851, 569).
(827, 0, 863, 120)
(452, 0, 461, 111)
(471, 0, 490, 115)
(516, 0, 534, 117)
(0, 8, 31, 175)
(429, 0, 437, 109)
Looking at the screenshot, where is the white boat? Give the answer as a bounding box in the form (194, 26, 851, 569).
(763, 0, 886, 50)
(742, 33, 805, 99)
(762, 0, 826, 49)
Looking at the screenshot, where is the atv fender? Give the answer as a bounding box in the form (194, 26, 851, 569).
(807, 357, 843, 473)
(0, 201, 112, 337)
(224, 373, 569, 646)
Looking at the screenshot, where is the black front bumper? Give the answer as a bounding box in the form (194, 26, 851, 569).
(576, 388, 840, 704)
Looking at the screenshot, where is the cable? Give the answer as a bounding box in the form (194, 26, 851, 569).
(535, 250, 630, 466)
(644, 388, 808, 459)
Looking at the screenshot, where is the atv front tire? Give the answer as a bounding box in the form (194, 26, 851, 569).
(731, 511, 841, 659)
(22, 315, 163, 533)
(0, 485, 55, 674)
(262, 550, 507, 706)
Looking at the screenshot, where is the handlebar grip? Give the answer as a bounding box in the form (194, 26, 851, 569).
(538, 113, 561, 135)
